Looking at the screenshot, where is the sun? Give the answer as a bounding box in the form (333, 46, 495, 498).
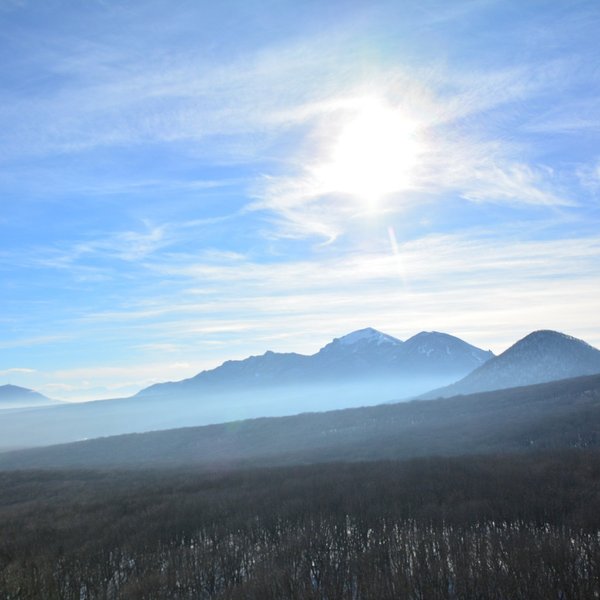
(315, 98, 422, 209)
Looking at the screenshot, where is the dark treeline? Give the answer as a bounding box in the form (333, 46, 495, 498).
(2, 450, 600, 598)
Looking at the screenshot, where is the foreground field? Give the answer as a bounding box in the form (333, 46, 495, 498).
(1, 450, 600, 599)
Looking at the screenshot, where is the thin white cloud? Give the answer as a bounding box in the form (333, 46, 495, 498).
(76, 230, 600, 333)
(0, 335, 71, 350)
(3, 221, 175, 271)
(77, 222, 169, 262)
(0, 367, 36, 376)
(0, 25, 366, 159)
(451, 161, 569, 206)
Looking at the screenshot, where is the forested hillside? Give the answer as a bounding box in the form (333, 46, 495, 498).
(1, 451, 600, 599)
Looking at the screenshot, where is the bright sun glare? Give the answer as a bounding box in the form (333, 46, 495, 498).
(316, 98, 422, 209)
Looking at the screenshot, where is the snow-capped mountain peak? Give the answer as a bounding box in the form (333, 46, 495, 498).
(138, 327, 493, 401)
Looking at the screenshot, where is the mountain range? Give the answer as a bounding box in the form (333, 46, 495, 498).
(137, 328, 493, 399)
(1, 327, 600, 453)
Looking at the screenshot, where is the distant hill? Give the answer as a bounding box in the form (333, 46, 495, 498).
(138, 327, 493, 398)
(2, 373, 599, 470)
(420, 330, 600, 399)
(0, 385, 58, 409)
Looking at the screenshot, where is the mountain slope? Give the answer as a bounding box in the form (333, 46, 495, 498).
(0, 385, 58, 409)
(421, 330, 600, 399)
(1, 373, 599, 470)
(400, 331, 493, 375)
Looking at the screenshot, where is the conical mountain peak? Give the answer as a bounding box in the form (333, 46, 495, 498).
(421, 329, 600, 398)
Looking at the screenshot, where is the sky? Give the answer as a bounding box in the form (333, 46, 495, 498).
(1, 0, 600, 401)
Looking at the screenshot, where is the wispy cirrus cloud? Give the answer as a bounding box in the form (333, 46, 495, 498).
(0, 335, 72, 350)
(251, 69, 574, 241)
(78, 230, 600, 337)
(0, 5, 585, 246)
(0, 221, 173, 272)
(0, 367, 36, 376)
(0, 23, 368, 160)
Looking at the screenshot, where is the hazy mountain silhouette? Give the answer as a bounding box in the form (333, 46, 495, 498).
(421, 330, 600, 399)
(0, 328, 492, 451)
(0, 385, 58, 409)
(137, 327, 492, 398)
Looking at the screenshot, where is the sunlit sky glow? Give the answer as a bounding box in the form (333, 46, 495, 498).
(1, 0, 600, 400)
(314, 97, 423, 209)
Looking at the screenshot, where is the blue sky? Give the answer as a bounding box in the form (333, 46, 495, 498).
(1, 0, 600, 400)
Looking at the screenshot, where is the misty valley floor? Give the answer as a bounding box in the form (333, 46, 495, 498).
(2, 450, 600, 599)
